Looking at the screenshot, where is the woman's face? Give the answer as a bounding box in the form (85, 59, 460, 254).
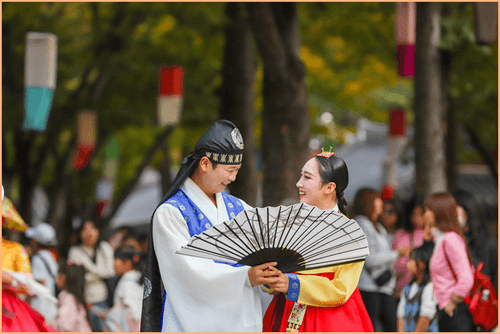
(80, 221, 99, 247)
(406, 258, 417, 277)
(296, 158, 329, 209)
(411, 206, 425, 229)
(114, 258, 131, 275)
(423, 206, 436, 235)
(56, 273, 66, 290)
(373, 197, 384, 222)
(380, 202, 397, 230)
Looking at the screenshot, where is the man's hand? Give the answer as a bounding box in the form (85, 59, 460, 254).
(267, 272, 289, 294)
(248, 262, 281, 287)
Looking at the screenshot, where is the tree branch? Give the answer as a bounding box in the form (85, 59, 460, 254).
(98, 125, 176, 229)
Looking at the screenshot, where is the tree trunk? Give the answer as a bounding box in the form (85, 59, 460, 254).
(442, 48, 458, 192)
(414, 2, 447, 199)
(219, 2, 258, 206)
(247, 3, 310, 206)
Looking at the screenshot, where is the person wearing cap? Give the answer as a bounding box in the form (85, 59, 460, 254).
(25, 222, 59, 323)
(141, 120, 280, 332)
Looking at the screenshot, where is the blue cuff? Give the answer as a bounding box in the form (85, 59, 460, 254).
(286, 274, 300, 302)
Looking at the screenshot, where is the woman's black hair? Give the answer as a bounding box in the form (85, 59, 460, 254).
(382, 196, 406, 231)
(114, 245, 145, 285)
(409, 241, 434, 288)
(409, 241, 435, 320)
(59, 260, 92, 325)
(315, 154, 349, 215)
(403, 195, 425, 233)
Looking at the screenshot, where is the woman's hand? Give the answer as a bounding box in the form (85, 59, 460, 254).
(267, 272, 289, 294)
(248, 262, 281, 287)
(444, 299, 457, 317)
(2, 270, 13, 286)
(397, 246, 411, 258)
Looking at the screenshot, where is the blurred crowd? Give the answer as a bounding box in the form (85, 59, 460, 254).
(2, 214, 147, 332)
(2, 187, 498, 332)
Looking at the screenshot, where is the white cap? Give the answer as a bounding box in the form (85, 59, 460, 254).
(25, 222, 58, 246)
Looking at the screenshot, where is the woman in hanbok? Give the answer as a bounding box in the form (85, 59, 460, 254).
(262, 151, 374, 332)
(2, 195, 56, 332)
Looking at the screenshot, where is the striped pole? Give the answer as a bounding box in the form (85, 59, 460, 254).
(96, 137, 119, 217)
(381, 108, 408, 200)
(72, 111, 97, 171)
(158, 66, 183, 126)
(23, 32, 58, 131)
(395, 2, 416, 78)
(382, 3, 415, 200)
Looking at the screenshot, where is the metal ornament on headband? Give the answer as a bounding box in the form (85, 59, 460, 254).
(317, 147, 335, 158)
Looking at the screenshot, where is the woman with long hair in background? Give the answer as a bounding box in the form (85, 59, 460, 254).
(424, 192, 475, 332)
(353, 187, 411, 332)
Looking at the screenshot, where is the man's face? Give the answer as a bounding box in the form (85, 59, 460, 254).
(203, 160, 241, 194)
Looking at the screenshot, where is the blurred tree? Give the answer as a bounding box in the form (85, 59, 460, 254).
(247, 3, 310, 206)
(219, 2, 258, 206)
(414, 2, 447, 198)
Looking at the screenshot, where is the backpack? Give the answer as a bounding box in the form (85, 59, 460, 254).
(464, 262, 498, 331)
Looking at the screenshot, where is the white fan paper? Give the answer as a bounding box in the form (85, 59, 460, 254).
(176, 203, 369, 273)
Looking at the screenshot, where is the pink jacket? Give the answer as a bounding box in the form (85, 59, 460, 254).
(392, 229, 424, 297)
(49, 291, 92, 332)
(429, 232, 474, 309)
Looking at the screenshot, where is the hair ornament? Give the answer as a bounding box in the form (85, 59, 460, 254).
(318, 146, 335, 158)
(133, 255, 140, 263)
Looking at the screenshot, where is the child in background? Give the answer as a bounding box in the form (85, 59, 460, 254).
(104, 246, 144, 332)
(397, 243, 438, 332)
(49, 260, 92, 332)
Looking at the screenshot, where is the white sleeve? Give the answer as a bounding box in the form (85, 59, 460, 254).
(153, 202, 259, 305)
(419, 282, 438, 319)
(67, 245, 115, 278)
(396, 287, 407, 318)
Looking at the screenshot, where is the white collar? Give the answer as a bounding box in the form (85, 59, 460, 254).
(332, 203, 340, 213)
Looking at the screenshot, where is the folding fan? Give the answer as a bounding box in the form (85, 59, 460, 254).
(176, 203, 370, 273)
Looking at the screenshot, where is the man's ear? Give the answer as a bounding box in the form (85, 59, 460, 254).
(324, 182, 336, 195)
(199, 157, 211, 172)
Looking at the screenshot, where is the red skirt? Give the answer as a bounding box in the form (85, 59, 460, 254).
(2, 289, 58, 332)
(263, 272, 374, 332)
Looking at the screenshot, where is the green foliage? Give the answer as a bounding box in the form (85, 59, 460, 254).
(2, 2, 496, 221)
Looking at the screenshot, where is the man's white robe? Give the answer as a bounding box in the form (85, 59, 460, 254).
(153, 177, 271, 332)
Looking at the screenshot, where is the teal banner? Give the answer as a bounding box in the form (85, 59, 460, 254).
(23, 87, 54, 131)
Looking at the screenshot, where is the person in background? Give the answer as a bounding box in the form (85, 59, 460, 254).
(396, 242, 438, 332)
(25, 222, 59, 324)
(49, 260, 92, 332)
(424, 192, 475, 332)
(391, 196, 425, 298)
(453, 189, 498, 293)
(68, 220, 115, 332)
(262, 151, 374, 332)
(353, 187, 411, 332)
(104, 245, 144, 332)
(380, 196, 405, 246)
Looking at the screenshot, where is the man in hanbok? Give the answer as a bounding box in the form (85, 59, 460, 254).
(141, 120, 278, 332)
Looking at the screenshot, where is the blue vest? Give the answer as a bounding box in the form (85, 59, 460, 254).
(403, 283, 439, 332)
(164, 189, 245, 266)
